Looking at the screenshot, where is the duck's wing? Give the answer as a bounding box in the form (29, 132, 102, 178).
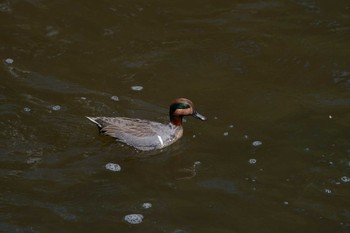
(87, 116, 166, 150)
(86, 117, 132, 129)
(104, 120, 161, 137)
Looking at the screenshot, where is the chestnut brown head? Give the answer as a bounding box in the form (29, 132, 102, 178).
(169, 98, 207, 126)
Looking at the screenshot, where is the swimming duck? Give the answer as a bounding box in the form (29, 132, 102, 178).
(86, 98, 207, 151)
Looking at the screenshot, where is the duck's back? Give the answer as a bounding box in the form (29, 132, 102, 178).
(87, 117, 183, 151)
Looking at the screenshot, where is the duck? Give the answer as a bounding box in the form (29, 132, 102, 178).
(86, 98, 207, 151)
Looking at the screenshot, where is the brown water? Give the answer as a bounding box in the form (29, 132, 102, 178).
(1, 0, 350, 232)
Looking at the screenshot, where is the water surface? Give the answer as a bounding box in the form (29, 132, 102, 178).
(1, 0, 350, 232)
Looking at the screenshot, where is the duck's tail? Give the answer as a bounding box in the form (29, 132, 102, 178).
(86, 116, 103, 128)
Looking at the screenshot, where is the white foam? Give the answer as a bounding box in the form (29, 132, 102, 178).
(105, 163, 121, 172)
(131, 86, 143, 91)
(248, 159, 257, 165)
(124, 214, 143, 224)
(341, 176, 350, 183)
(111, 96, 119, 101)
(52, 105, 61, 111)
(252, 141, 262, 147)
(23, 107, 31, 112)
(324, 189, 332, 194)
(142, 202, 152, 209)
(5, 58, 14, 64)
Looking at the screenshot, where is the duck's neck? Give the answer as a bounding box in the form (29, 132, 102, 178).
(170, 115, 183, 126)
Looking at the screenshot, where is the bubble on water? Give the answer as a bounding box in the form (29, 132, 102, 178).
(51, 105, 61, 111)
(5, 58, 14, 64)
(80, 97, 87, 100)
(248, 177, 256, 182)
(23, 107, 31, 112)
(329, 115, 333, 119)
(142, 202, 152, 209)
(124, 214, 143, 224)
(244, 135, 249, 139)
(248, 158, 257, 165)
(324, 189, 332, 194)
(341, 176, 350, 183)
(229, 125, 234, 128)
(194, 161, 201, 166)
(283, 201, 289, 205)
(105, 163, 121, 172)
(223, 132, 229, 136)
(131, 85, 143, 91)
(111, 96, 119, 101)
(192, 134, 196, 138)
(214, 116, 218, 120)
(252, 141, 262, 147)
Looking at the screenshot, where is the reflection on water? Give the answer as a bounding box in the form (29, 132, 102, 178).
(1, 0, 350, 232)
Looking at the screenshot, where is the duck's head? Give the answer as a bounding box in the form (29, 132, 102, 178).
(169, 98, 207, 126)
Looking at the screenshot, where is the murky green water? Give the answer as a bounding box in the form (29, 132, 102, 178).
(1, 0, 350, 232)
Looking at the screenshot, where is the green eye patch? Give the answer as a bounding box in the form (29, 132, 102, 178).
(170, 102, 190, 115)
